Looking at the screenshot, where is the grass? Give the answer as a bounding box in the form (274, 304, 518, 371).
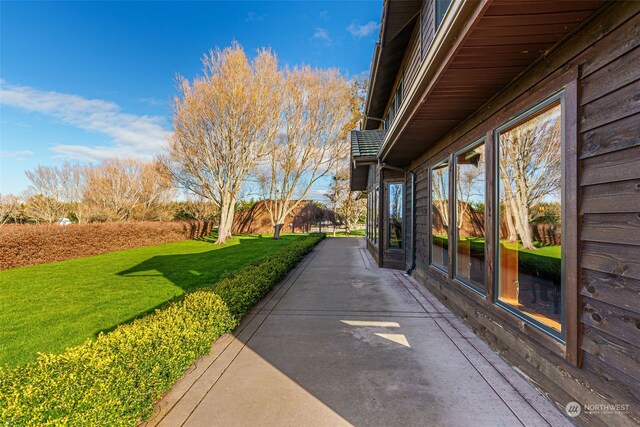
(330, 229, 365, 237)
(0, 233, 302, 368)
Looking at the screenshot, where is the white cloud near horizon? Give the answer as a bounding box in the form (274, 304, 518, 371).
(347, 21, 379, 38)
(0, 80, 169, 163)
(0, 150, 33, 159)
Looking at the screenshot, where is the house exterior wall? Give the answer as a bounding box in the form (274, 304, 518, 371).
(402, 3, 640, 425)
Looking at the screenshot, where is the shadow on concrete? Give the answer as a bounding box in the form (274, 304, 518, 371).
(150, 238, 570, 427)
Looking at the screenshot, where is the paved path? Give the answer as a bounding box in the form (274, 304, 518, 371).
(147, 238, 572, 427)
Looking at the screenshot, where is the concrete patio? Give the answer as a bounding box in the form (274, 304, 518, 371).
(147, 238, 573, 427)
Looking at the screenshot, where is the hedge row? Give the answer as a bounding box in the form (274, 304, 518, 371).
(0, 233, 325, 426)
(0, 221, 214, 270)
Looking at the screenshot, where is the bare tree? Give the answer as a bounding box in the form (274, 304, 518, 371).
(0, 194, 20, 228)
(24, 164, 76, 223)
(260, 66, 352, 238)
(499, 105, 561, 249)
(83, 159, 174, 221)
(431, 165, 449, 232)
(167, 43, 281, 244)
(455, 150, 484, 232)
(326, 165, 366, 235)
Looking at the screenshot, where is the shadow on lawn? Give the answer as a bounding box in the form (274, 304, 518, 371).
(98, 234, 297, 336)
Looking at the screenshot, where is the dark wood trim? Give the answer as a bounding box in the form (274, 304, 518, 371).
(447, 152, 455, 280)
(484, 130, 495, 303)
(564, 78, 580, 367)
(378, 169, 384, 266)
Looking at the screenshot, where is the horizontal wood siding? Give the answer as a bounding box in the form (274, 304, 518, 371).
(406, 3, 640, 426)
(579, 9, 640, 416)
(420, 0, 436, 60)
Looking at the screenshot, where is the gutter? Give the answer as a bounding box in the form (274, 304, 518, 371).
(378, 0, 489, 161)
(364, 1, 389, 130)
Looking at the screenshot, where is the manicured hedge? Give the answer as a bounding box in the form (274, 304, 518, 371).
(0, 221, 214, 270)
(0, 233, 324, 426)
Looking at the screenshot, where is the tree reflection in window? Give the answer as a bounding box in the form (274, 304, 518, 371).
(431, 161, 449, 271)
(498, 99, 563, 333)
(455, 142, 486, 291)
(388, 182, 403, 249)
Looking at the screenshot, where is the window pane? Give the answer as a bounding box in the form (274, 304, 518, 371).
(367, 193, 371, 238)
(431, 162, 449, 271)
(498, 100, 562, 333)
(388, 182, 403, 249)
(436, 0, 453, 29)
(374, 186, 379, 245)
(455, 142, 486, 291)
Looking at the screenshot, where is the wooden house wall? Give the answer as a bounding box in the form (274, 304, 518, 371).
(405, 3, 640, 426)
(420, 0, 436, 60)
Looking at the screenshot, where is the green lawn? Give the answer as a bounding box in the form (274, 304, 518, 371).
(0, 233, 301, 368)
(331, 229, 365, 237)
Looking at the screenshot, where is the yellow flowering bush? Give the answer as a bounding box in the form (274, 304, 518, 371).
(0, 233, 324, 426)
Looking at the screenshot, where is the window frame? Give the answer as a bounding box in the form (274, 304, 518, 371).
(452, 137, 487, 296)
(429, 159, 450, 274)
(493, 90, 567, 343)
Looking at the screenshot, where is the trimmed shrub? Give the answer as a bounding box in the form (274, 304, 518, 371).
(0, 233, 325, 426)
(0, 221, 214, 270)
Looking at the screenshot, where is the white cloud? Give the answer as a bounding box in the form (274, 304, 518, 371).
(319, 10, 329, 20)
(312, 28, 332, 43)
(0, 80, 169, 162)
(0, 150, 33, 159)
(347, 21, 380, 38)
(246, 11, 266, 22)
(136, 96, 165, 107)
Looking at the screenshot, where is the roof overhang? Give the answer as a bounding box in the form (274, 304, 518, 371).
(364, 0, 422, 130)
(350, 156, 377, 191)
(350, 129, 385, 191)
(379, 0, 607, 165)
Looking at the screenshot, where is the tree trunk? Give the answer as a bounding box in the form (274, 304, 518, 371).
(216, 194, 235, 244)
(504, 202, 518, 243)
(273, 223, 284, 239)
(516, 203, 535, 250)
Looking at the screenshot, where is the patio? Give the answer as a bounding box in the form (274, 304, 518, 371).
(146, 237, 572, 427)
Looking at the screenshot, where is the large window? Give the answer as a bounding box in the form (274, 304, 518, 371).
(430, 161, 449, 272)
(374, 185, 379, 245)
(388, 182, 403, 249)
(496, 94, 563, 335)
(454, 141, 486, 292)
(384, 78, 404, 130)
(365, 191, 371, 239)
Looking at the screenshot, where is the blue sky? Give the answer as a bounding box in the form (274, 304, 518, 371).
(0, 0, 382, 196)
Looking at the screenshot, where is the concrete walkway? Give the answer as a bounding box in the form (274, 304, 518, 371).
(147, 238, 573, 427)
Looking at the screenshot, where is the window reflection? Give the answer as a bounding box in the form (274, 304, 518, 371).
(388, 182, 403, 249)
(455, 142, 486, 291)
(498, 100, 562, 332)
(374, 186, 379, 245)
(431, 161, 449, 271)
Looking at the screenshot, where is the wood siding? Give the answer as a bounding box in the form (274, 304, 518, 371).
(406, 3, 640, 426)
(420, 0, 436, 60)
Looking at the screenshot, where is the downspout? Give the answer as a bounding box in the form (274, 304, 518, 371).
(406, 170, 416, 275)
